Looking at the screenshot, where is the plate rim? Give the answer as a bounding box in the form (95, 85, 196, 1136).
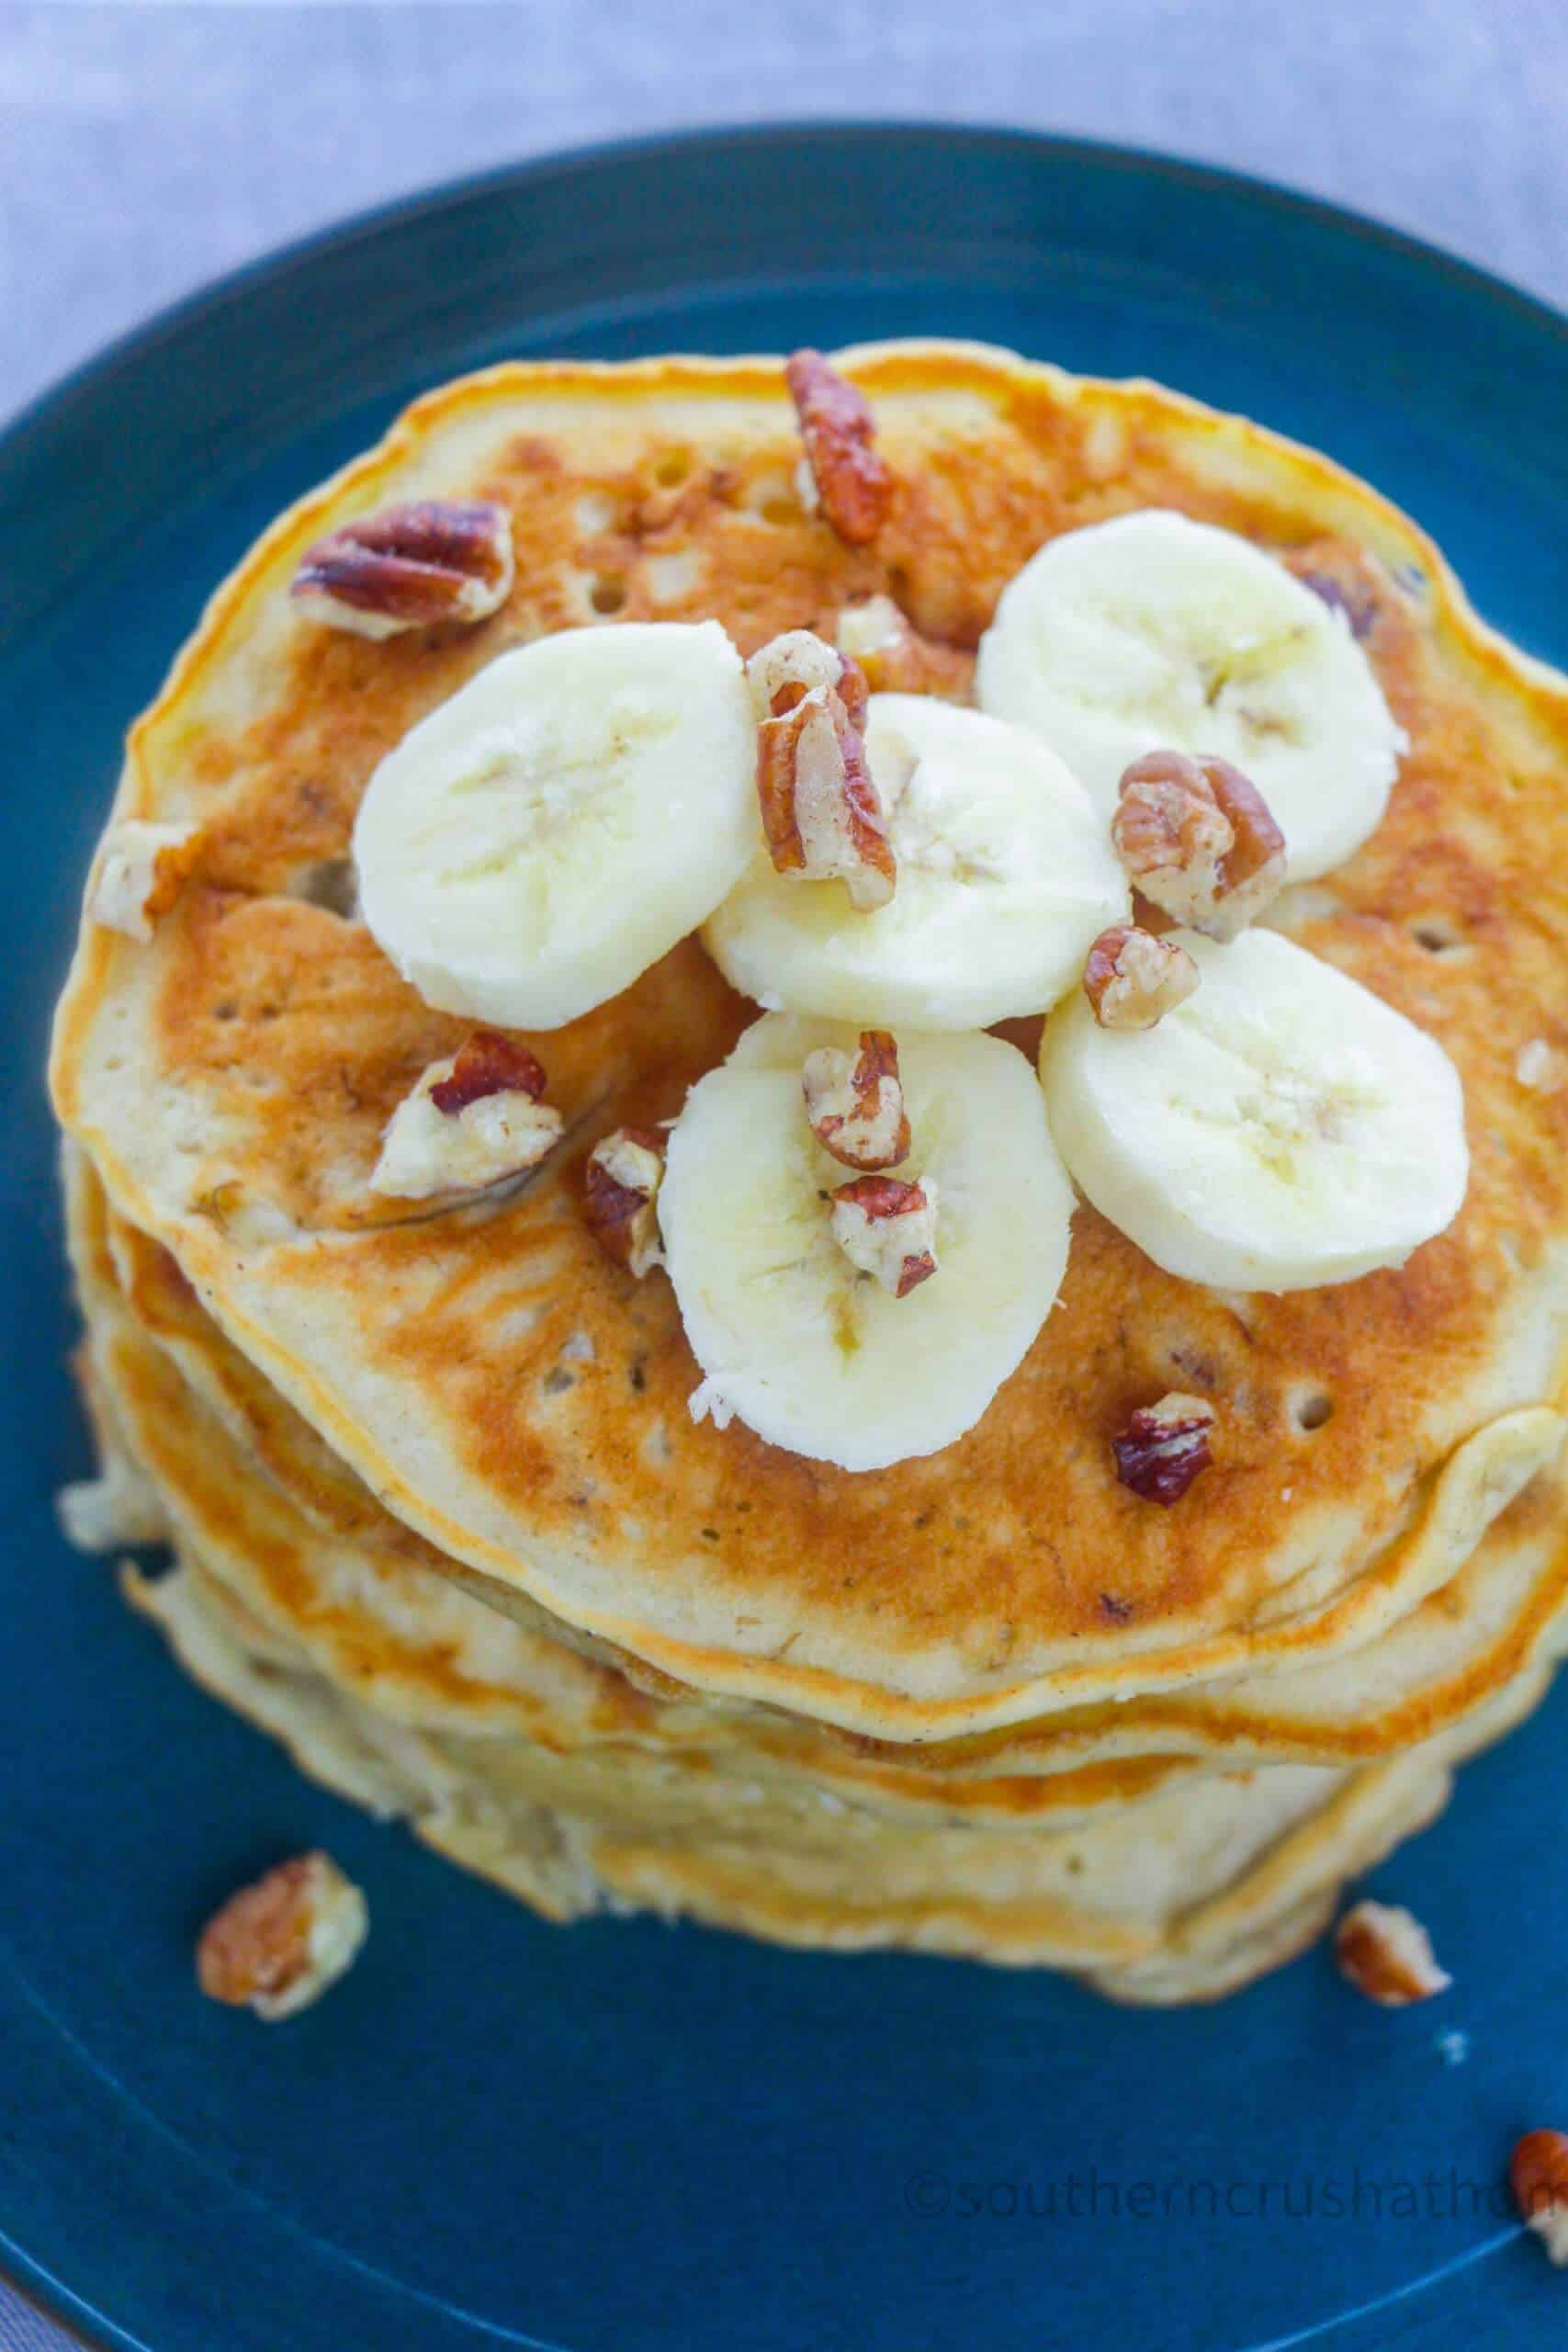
(2, 117, 1562, 471)
(4, 116, 1565, 2352)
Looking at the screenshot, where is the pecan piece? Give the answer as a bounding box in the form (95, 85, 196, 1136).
(1334, 1900, 1451, 2007)
(291, 498, 514, 639)
(1083, 924, 1200, 1032)
(1111, 751, 1286, 941)
(428, 1030, 547, 1114)
(785, 349, 894, 545)
(1282, 543, 1384, 641)
(372, 1032, 562, 1201)
(197, 1851, 367, 2020)
(804, 1031, 911, 1170)
(1512, 2132, 1568, 2266)
(584, 1125, 666, 1278)
(1295, 570, 1378, 640)
(1112, 1391, 1215, 1504)
(834, 595, 972, 700)
(756, 679, 896, 912)
(746, 628, 869, 732)
(87, 820, 200, 942)
(830, 1173, 939, 1296)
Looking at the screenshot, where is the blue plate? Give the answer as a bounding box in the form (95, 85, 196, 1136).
(3, 126, 1566, 2352)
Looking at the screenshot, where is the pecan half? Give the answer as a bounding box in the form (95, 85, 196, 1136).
(1333, 1900, 1451, 2007)
(756, 683, 896, 911)
(291, 499, 514, 639)
(1112, 1391, 1215, 1505)
(87, 820, 200, 943)
(584, 1125, 666, 1278)
(197, 1851, 367, 2021)
(1512, 2132, 1568, 2266)
(372, 1035, 561, 1201)
(803, 1031, 911, 1170)
(830, 1173, 939, 1296)
(1111, 751, 1286, 941)
(1083, 924, 1200, 1031)
(834, 595, 972, 700)
(746, 628, 870, 732)
(785, 349, 894, 546)
(429, 1030, 547, 1114)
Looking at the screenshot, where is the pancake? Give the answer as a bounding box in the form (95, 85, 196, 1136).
(67, 1148, 1568, 1817)
(49, 344, 1568, 1738)
(119, 1544, 1546, 1999)
(64, 1159, 1565, 1996)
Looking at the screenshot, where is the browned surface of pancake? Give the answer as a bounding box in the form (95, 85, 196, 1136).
(69, 1144, 1568, 1808)
(51, 345, 1568, 1734)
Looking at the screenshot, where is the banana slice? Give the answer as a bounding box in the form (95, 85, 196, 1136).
(1041, 928, 1467, 1292)
(354, 620, 755, 1029)
(662, 1015, 1075, 1469)
(703, 696, 1128, 1028)
(976, 510, 1404, 880)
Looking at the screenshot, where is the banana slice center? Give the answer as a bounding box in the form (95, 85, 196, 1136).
(412, 697, 675, 877)
(875, 732, 1012, 886)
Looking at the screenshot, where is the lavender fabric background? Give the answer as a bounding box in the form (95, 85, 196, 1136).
(1, 2, 1563, 2344)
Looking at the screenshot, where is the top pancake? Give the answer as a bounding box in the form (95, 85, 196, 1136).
(50, 341, 1568, 1738)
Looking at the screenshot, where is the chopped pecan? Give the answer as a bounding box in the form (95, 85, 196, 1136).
(1111, 751, 1286, 941)
(291, 498, 514, 639)
(1512, 2132, 1568, 2266)
(756, 683, 896, 911)
(372, 1035, 561, 1201)
(829, 1173, 939, 1296)
(197, 1851, 367, 2020)
(1295, 570, 1378, 640)
(1282, 543, 1384, 641)
(834, 595, 972, 700)
(584, 1125, 666, 1278)
(785, 349, 894, 545)
(429, 1030, 547, 1114)
(87, 820, 200, 942)
(1083, 924, 1200, 1031)
(746, 628, 870, 732)
(803, 1031, 911, 1170)
(1334, 1900, 1451, 2006)
(1112, 1391, 1215, 1505)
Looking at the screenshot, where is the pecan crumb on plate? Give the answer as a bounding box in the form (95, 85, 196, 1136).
(197, 1851, 367, 2021)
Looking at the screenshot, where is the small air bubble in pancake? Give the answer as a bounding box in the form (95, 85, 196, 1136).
(1411, 916, 1469, 958)
(740, 470, 798, 524)
(589, 575, 626, 616)
(286, 858, 358, 921)
(1292, 1388, 1334, 1433)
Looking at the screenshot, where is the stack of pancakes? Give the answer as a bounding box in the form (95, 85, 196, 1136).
(51, 345, 1568, 2001)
